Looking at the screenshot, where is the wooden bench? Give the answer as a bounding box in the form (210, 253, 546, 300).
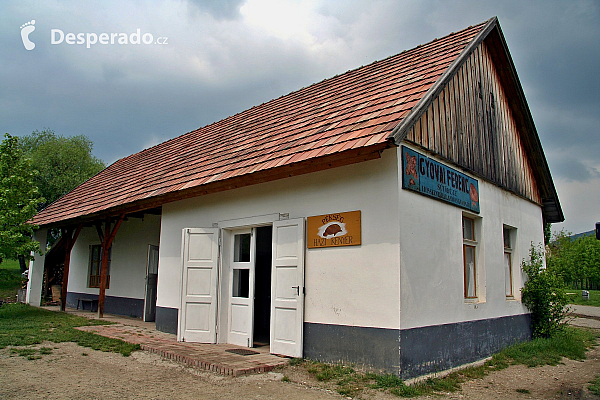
(76, 298, 98, 312)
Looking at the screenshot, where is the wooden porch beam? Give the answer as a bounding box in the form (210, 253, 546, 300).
(60, 224, 83, 311)
(98, 214, 125, 318)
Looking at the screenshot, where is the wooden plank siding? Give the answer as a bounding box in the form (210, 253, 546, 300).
(404, 41, 541, 204)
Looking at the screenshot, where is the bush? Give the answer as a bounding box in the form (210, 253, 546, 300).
(521, 244, 568, 338)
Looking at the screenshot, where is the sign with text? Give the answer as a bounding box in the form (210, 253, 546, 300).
(307, 211, 361, 249)
(402, 146, 480, 213)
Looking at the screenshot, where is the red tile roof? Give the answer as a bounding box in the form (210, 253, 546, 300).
(33, 20, 488, 227)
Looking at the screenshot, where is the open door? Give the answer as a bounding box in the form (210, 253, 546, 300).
(227, 229, 256, 347)
(144, 245, 159, 322)
(270, 218, 305, 357)
(179, 228, 219, 343)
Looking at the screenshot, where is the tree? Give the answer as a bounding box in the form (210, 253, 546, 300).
(0, 134, 45, 263)
(19, 129, 105, 208)
(546, 230, 600, 290)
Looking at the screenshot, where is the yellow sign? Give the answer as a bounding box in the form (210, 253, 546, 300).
(307, 210, 361, 249)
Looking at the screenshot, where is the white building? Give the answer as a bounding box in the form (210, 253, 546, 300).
(27, 18, 563, 378)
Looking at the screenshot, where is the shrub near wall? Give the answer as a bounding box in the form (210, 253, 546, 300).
(521, 244, 568, 338)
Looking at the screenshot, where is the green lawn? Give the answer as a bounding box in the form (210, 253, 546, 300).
(567, 289, 600, 307)
(0, 259, 23, 302)
(0, 303, 139, 356)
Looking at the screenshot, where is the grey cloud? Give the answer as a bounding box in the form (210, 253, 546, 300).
(547, 156, 600, 182)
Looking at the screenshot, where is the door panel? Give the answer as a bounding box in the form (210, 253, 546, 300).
(271, 218, 305, 357)
(228, 229, 256, 347)
(179, 228, 219, 343)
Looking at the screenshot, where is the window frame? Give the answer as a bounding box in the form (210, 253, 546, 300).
(462, 216, 478, 299)
(503, 226, 515, 298)
(88, 244, 111, 289)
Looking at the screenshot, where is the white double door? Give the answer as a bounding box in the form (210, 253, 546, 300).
(180, 219, 305, 358)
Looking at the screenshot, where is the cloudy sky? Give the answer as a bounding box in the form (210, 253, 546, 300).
(1, 0, 598, 235)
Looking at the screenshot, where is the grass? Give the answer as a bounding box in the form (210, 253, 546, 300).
(487, 327, 595, 369)
(0, 259, 23, 301)
(589, 375, 600, 395)
(0, 302, 139, 356)
(567, 289, 600, 307)
(296, 327, 597, 398)
(10, 346, 53, 360)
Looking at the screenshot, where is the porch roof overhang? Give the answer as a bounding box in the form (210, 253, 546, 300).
(35, 143, 390, 230)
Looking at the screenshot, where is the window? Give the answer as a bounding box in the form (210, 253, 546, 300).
(232, 232, 251, 298)
(463, 216, 477, 299)
(89, 245, 111, 288)
(503, 227, 515, 297)
(234, 233, 251, 262)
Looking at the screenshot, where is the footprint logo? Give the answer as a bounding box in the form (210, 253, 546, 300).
(20, 20, 36, 50)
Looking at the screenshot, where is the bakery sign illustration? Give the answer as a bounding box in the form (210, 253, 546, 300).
(402, 146, 480, 213)
(307, 211, 361, 249)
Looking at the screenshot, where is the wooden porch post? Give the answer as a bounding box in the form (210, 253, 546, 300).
(98, 214, 124, 318)
(60, 225, 83, 312)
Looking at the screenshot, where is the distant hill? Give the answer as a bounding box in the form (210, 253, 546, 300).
(570, 230, 595, 240)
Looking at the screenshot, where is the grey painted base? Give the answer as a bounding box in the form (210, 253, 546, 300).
(304, 322, 400, 374)
(304, 314, 531, 378)
(400, 314, 532, 378)
(65, 292, 144, 319)
(156, 306, 178, 335)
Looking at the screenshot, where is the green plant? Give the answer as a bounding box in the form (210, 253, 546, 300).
(521, 244, 569, 338)
(516, 388, 530, 394)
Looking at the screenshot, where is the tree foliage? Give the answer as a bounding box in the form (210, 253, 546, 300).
(521, 244, 568, 338)
(19, 129, 105, 207)
(0, 134, 45, 262)
(546, 230, 600, 290)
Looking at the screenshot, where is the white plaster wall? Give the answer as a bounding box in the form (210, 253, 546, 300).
(67, 214, 161, 299)
(158, 150, 401, 330)
(398, 146, 544, 330)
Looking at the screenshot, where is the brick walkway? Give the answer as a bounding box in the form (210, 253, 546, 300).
(45, 307, 288, 376)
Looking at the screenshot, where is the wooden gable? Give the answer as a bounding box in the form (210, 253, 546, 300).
(391, 18, 563, 222)
(404, 40, 541, 204)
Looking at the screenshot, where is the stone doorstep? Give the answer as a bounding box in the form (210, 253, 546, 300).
(75, 325, 288, 376)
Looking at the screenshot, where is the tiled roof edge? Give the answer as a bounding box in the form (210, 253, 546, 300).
(387, 17, 497, 144)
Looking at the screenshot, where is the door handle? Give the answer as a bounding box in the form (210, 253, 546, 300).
(292, 286, 300, 295)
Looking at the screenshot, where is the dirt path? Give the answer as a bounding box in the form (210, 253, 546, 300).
(0, 341, 337, 400)
(1, 318, 600, 399)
